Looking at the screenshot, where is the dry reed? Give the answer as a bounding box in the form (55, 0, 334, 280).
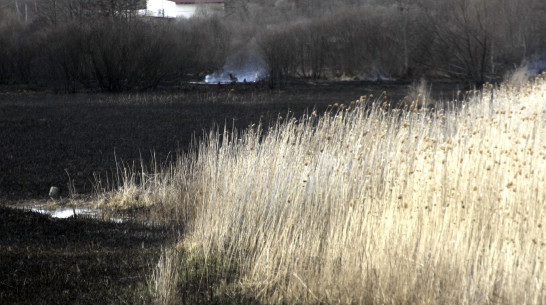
(101, 75, 546, 304)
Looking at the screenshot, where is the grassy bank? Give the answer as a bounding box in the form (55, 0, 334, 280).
(99, 76, 545, 304)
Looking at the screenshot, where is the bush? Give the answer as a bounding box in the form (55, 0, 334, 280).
(0, 18, 41, 84)
(1, 0, 545, 89)
(85, 20, 179, 91)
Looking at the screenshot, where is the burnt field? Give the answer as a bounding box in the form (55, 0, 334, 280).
(0, 206, 173, 305)
(0, 81, 463, 202)
(0, 81, 464, 304)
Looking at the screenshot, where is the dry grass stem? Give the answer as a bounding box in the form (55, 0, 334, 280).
(103, 75, 546, 304)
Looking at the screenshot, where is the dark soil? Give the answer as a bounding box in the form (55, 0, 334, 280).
(0, 81, 461, 201)
(0, 81, 462, 304)
(0, 206, 174, 305)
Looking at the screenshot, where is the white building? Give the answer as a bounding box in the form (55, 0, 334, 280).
(145, 0, 225, 18)
(145, 0, 178, 17)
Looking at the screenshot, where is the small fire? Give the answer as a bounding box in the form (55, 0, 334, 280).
(205, 62, 267, 84)
(527, 56, 546, 76)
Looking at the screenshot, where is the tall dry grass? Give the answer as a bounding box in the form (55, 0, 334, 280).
(101, 76, 546, 304)
(91, 154, 198, 225)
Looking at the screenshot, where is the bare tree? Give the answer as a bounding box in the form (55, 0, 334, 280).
(424, 0, 501, 83)
(259, 27, 298, 87)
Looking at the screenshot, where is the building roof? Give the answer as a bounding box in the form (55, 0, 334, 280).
(170, 0, 225, 3)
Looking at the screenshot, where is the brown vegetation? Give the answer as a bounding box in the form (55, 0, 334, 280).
(97, 75, 546, 304)
(1, 0, 545, 91)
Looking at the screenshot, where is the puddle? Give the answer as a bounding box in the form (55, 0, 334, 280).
(29, 207, 96, 219)
(6, 200, 169, 226)
(11, 204, 126, 223)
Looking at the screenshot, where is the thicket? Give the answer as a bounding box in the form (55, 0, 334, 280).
(0, 0, 545, 91)
(258, 0, 546, 85)
(0, 9, 230, 92)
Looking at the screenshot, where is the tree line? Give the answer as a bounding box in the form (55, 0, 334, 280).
(0, 0, 545, 92)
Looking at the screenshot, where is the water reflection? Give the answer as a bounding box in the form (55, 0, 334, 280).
(14, 205, 125, 223)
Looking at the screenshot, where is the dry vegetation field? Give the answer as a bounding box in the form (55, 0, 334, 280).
(0, 82, 381, 200)
(2, 2, 545, 303)
(0, 81, 447, 305)
(2, 76, 544, 304)
(92, 76, 546, 304)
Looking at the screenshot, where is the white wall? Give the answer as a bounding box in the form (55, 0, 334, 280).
(146, 1, 224, 19)
(176, 4, 198, 18)
(176, 3, 224, 18)
(146, 0, 178, 18)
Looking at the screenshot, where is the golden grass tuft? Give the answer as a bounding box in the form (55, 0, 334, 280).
(105, 75, 546, 304)
(183, 76, 544, 304)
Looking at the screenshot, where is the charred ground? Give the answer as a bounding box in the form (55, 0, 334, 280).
(0, 206, 173, 305)
(0, 81, 464, 304)
(0, 81, 464, 202)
